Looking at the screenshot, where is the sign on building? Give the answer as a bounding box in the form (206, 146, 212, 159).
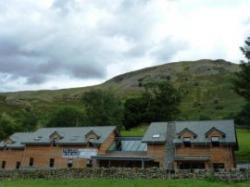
(62, 148, 97, 159)
(63, 148, 79, 158)
(79, 149, 97, 159)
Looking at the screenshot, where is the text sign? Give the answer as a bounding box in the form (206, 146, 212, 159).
(62, 148, 97, 159)
(79, 149, 97, 159)
(63, 148, 79, 158)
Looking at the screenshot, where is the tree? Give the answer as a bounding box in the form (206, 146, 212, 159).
(81, 89, 123, 128)
(144, 81, 182, 122)
(0, 113, 20, 140)
(233, 37, 250, 126)
(123, 81, 182, 130)
(15, 110, 38, 131)
(46, 106, 85, 127)
(235, 103, 250, 127)
(234, 37, 250, 101)
(123, 97, 148, 130)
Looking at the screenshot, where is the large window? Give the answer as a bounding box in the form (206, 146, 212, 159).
(49, 158, 55, 168)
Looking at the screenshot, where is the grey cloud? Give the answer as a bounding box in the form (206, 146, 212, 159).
(150, 39, 189, 61)
(0, 0, 187, 88)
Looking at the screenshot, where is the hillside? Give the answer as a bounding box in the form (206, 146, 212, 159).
(0, 59, 245, 122)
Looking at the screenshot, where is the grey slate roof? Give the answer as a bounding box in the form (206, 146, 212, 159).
(0, 132, 33, 149)
(24, 126, 116, 145)
(0, 126, 116, 149)
(142, 120, 237, 145)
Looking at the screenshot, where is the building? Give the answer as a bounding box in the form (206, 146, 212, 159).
(0, 120, 238, 171)
(142, 120, 238, 171)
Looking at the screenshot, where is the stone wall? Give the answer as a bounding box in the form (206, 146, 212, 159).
(0, 168, 249, 182)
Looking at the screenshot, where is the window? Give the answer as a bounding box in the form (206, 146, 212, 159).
(29, 158, 34, 167)
(16, 161, 21, 170)
(52, 140, 57, 147)
(213, 163, 224, 172)
(49, 158, 55, 168)
(85, 130, 100, 142)
(67, 160, 73, 168)
(179, 162, 205, 170)
(183, 137, 191, 147)
(211, 136, 220, 147)
(86, 160, 92, 168)
(1, 161, 6, 169)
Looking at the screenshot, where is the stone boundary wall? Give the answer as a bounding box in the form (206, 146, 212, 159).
(0, 168, 249, 182)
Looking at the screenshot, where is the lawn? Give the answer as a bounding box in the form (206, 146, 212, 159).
(120, 125, 147, 136)
(122, 126, 250, 163)
(0, 179, 249, 187)
(236, 129, 250, 163)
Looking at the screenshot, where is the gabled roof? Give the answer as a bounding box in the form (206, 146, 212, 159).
(142, 120, 237, 147)
(85, 130, 100, 139)
(177, 128, 197, 138)
(0, 132, 33, 149)
(205, 127, 226, 138)
(142, 122, 168, 143)
(49, 131, 64, 140)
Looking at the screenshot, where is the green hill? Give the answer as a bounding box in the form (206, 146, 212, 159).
(0, 59, 245, 123)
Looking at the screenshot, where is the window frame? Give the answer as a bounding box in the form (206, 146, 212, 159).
(29, 157, 34, 167)
(1, 161, 6, 169)
(183, 137, 192, 147)
(16, 161, 21, 170)
(49, 158, 55, 168)
(211, 136, 220, 147)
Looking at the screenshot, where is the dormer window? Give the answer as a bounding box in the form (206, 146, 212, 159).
(205, 127, 225, 139)
(4, 138, 14, 145)
(49, 131, 63, 146)
(50, 131, 63, 141)
(183, 137, 191, 147)
(211, 136, 220, 147)
(85, 130, 100, 142)
(178, 128, 197, 140)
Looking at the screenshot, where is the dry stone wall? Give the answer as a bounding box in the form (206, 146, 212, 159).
(0, 168, 249, 182)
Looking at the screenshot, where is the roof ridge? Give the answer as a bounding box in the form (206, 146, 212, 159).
(38, 126, 116, 129)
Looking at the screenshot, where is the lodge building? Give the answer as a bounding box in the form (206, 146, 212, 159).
(0, 120, 238, 171)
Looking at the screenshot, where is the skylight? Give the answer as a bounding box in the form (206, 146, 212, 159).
(152, 134, 160, 138)
(34, 136, 42, 141)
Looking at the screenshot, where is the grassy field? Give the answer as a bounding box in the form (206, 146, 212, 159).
(122, 126, 250, 163)
(0, 179, 249, 187)
(236, 129, 250, 163)
(121, 125, 147, 136)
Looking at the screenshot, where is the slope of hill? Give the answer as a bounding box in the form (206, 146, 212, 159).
(0, 59, 245, 122)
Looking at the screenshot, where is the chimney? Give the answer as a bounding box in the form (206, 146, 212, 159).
(165, 121, 176, 171)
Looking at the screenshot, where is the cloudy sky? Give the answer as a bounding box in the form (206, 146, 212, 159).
(0, 0, 250, 92)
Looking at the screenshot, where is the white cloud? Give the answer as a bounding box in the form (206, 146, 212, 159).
(0, 0, 249, 91)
